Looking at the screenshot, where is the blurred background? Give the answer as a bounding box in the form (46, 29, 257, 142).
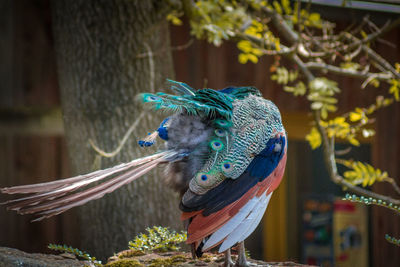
(0, 1, 399, 266)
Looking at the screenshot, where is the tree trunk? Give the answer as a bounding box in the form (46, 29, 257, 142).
(51, 0, 181, 259)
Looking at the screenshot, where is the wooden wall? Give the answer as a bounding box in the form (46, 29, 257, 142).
(0, 0, 79, 253)
(0, 1, 399, 266)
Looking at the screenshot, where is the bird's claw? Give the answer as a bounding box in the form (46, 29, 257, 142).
(223, 259, 235, 267)
(235, 260, 251, 267)
(223, 249, 235, 267)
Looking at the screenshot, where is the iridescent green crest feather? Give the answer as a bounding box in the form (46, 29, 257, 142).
(139, 80, 262, 120)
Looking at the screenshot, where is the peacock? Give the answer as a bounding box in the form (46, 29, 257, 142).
(0, 80, 287, 267)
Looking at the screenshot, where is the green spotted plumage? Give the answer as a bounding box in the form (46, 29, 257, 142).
(139, 80, 284, 196)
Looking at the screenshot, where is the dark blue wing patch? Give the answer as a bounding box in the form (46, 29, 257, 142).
(180, 136, 286, 216)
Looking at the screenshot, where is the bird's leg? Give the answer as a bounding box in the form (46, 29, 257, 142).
(224, 249, 234, 267)
(235, 241, 250, 267)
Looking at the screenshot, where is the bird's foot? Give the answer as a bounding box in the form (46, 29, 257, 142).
(223, 249, 235, 267)
(224, 259, 235, 267)
(234, 258, 251, 267)
(235, 241, 252, 267)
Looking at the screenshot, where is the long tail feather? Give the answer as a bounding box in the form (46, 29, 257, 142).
(26, 159, 161, 221)
(1, 150, 177, 221)
(1, 151, 169, 194)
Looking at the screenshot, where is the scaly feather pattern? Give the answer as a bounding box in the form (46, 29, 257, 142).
(1, 80, 287, 262)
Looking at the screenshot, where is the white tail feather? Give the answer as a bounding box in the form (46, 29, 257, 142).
(0, 151, 169, 194)
(1, 150, 177, 221)
(30, 160, 161, 221)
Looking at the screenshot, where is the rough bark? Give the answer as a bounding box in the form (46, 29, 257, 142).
(51, 0, 181, 259)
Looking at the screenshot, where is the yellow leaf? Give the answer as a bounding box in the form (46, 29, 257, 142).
(252, 48, 263, 56)
(389, 79, 400, 101)
(247, 54, 259, 63)
(281, 0, 292, 14)
(348, 137, 360, 146)
(238, 53, 248, 64)
(333, 116, 346, 124)
(237, 40, 252, 53)
(395, 63, 400, 73)
(274, 39, 281, 51)
(361, 30, 368, 40)
(362, 176, 369, 187)
(273, 1, 283, 14)
(305, 127, 321, 149)
(368, 175, 376, 186)
(370, 79, 380, 88)
(321, 109, 328, 119)
(349, 112, 362, 122)
(166, 14, 183, 26)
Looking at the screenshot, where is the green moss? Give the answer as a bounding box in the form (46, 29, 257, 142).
(118, 249, 146, 258)
(147, 255, 187, 267)
(170, 255, 187, 263)
(105, 258, 143, 267)
(48, 244, 102, 266)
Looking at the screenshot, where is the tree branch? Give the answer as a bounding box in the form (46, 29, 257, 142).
(305, 62, 392, 80)
(313, 110, 400, 205)
(363, 45, 400, 79)
(350, 17, 400, 50)
(260, 6, 299, 44)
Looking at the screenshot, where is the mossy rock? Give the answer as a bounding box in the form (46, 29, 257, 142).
(105, 258, 143, 267)
(106, 251, 317, 267)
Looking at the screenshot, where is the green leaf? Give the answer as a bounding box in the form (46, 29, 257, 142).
(128, 226, 187, 253)
(308, 78, 340, 118)
(271, 67, 298, 85)
(340, 62, 360, 71)
(284, 81, 306, 96)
